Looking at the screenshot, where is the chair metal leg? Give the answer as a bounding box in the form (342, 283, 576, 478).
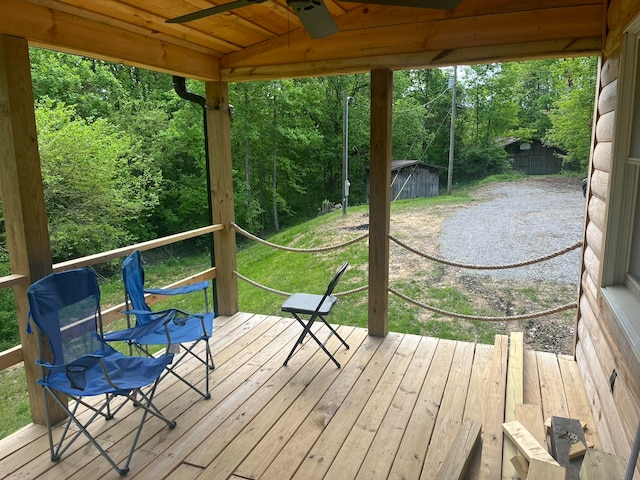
(160, 338, 213, 400)
(284, 313, 346, 368)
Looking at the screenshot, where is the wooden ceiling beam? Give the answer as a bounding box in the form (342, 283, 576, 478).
(221, 37, 601, 81)
(221, 4, 602, 80)
(2, 0, 221, 81)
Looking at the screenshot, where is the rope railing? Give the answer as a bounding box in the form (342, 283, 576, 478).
(234, 271, 368, 297)
(233, 222, 369, 253)
(389, 287, 577, 322)
(233, 222, 579, 322)
(389, 235, 583, 270)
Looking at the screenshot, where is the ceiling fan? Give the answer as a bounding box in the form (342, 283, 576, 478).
(166, 0, 462, 39)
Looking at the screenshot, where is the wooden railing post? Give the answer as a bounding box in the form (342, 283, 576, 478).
(0, 34, 66, 424)
(205, 81, 239, 315)
(368, 69, 393, 337)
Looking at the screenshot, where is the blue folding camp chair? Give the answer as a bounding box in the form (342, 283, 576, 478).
(27, 268, 176, 476)
(281, 262, 350, 368)
(104, 250, 215, 399)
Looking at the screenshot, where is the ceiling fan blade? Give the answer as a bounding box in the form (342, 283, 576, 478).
(287, 0, 339, 39)
(166, 0, 268, 23)
(339, 0, 461, 8)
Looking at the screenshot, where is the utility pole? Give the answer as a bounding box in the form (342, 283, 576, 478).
(447, 66, 457, 195)
(342, 89, 351, 216)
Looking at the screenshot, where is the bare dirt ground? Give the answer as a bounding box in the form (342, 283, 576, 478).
(330, 176, 585, 355)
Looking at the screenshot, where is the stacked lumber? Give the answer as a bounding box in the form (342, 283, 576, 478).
(503, 417, 626, 479)
(503, 420, 566, 479)
(500, 332, 625, 480)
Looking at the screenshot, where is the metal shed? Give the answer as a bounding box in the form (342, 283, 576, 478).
(366, 160, 444, 202)
(500, 137, 566, 175)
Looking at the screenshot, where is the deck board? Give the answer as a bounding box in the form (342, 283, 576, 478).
(0, 313, 600, 480)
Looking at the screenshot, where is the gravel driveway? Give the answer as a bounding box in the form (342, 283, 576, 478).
(438, 178, 585, 284)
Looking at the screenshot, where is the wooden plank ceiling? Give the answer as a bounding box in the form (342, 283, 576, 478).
(1, 0, 604, 81)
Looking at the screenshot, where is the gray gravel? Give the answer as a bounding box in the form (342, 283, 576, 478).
(438, 179, 585, 284)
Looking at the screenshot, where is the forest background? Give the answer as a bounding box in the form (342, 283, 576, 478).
(0, 50, 597, 351)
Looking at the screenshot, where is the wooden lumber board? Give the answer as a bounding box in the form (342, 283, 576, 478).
(511, 455, 529, 479)
(557, 355, 601, 449)
(196, 327, 368, 478)
(269, 332, 405, 480)
(503, 333, 524, 480)
(386, 339, 457, 480)
(237, 332, 386, 480)
(461, 342, 494, 479)
(528, 457, 567, 480)
(479, 334, 509, 480)
(502, 420, 559, 464)
(568, 442, 587, 459)
(549, 416, 587, 479)
(516, 403, 546, 449)
(354, 336, 440, 480)
(523, 349, 542, 407)
(319, 334, 423, 480)
(536, 351, 569, 433)
(434, 418, 482, 480)
(420, 341, 476, 478)
(579, 448, 627, 480)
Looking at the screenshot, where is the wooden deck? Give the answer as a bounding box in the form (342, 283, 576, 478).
(0, 312, 600, 480)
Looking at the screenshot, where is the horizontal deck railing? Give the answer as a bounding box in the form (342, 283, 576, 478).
(0, 224, 222, 371)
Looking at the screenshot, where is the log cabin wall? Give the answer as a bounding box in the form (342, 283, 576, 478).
(576, 0, 640, 469)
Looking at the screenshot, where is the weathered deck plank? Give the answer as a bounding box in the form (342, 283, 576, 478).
(0, 315, 601, 480)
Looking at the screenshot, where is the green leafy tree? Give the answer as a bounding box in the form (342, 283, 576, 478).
(36, 100, 161, 264)
(546, 57, 598, 171)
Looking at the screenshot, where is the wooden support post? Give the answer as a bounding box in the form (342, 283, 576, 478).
(0, 34, 64, 424)
(367, 68, 392, 337)
(205, 81, 238, 315)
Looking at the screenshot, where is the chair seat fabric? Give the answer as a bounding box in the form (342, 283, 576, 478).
(40, 347, 173, 396)
(281, 293, 337, 315)
(133, 311, 214, 345)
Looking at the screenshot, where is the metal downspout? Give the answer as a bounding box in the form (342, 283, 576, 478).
(172, 76, 218, 316)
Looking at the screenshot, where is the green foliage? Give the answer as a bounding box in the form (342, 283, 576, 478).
(36, 100, 161, 264)
(545, 58, 598, 171)
(454, 142, 511, 181)
(0, 367, 30, 439)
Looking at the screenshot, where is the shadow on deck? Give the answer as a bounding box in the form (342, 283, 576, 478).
(0, 312, 599, 479)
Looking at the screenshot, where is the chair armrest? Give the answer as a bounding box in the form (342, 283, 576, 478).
(144, 281, 209, 296)
(103, 310, 176, 342)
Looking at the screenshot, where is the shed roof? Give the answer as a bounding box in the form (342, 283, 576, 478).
(498, 137, 567, 154)
(365, 160, 446, 171)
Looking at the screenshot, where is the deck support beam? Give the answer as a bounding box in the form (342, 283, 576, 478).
(367, 68, 393, 337)
(205, 81, 239, 315)
(0, 34, 65, 424)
